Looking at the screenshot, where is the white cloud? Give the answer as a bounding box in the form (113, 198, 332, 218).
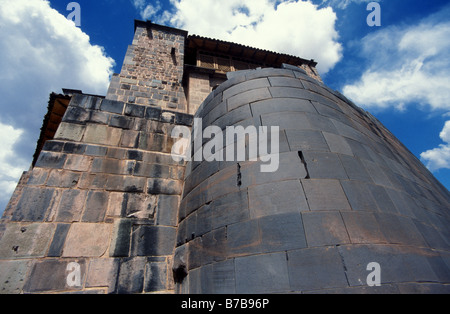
(421, 121, 450, 171)
(320, 0, 379, 10)
(342, 19, 450, 111)
(134, 0, 342, 74)
(0, 0, 115, 213)
(0, 122, 28, 207)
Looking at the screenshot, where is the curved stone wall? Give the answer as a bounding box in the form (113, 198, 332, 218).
(174, 66, 450, 293)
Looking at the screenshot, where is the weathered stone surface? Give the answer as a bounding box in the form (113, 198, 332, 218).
(48, 223, 71, 257)
(63, 223, 113, 257)
(86, 258, 119, 293)
(131, 226, 176, 256)
(54, 123, 85, 142)
(235, 252, 290, 293)
(288, 247, 348, 291)
(24, 259, 87, 293)
(0, 223, 55, 259)
(12, 187, 58, 222)
(248, 180, 308, 218)
(302, 179, 351, 211)
(302, 152, 348, 180)
(302, 211, 350, 247)
(82, 191, 109, 222)
(259, 213, 307, 252)
(83, 124, 122, 146)
(0, 260, 30, 294)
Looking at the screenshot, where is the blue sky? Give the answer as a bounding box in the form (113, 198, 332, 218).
(0, 0, 449, 214)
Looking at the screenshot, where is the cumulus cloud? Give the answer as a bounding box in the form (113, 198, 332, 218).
(421, 121, 450, 171)
(133, 0, 342, 74)
(342, 18, 450, 111)
(0, 0, 115, 213)
(320, 0, 380, 10)
(0, 123, 28, 206)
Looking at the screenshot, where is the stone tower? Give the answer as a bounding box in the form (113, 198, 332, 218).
(1, 20, 449, 294)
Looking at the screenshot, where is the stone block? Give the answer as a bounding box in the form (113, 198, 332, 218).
(125, 103, 146, 118)
(341, 180, 378, 211)
(268, 76, 305, 89)
(85, 145, 108, 157)
(63, 106, 90, 124)
(201, 228, 228, 265)
(55, 189, 87, 222)
(414, 221, 449, 251)
(116, 257, 146, 294)
(88, 111, 110, 125)
(374, 213, 427, 247)
(62, 223, 113, 257)
(248, 180, 308, 219)
(302, 211, 350, 247)
(62, 142, 87, 155)
(339, 155, 373, 182)
(323, 132, 353, 156)
(223, 78, 270, 100)
(341, 212, 387, 244)
(259, 213, 307, 252)
(210, 190, 249, 230)
(83, 124, 122, 146)
(367, 184, 398, 215)
(0, 260, 30, 294)
(226, 220, 261, 257)
(120, 130, 140, 148)
(261, 111, 311, 130)
(27, 168, 49, 186)
(92, 158, 134, 175)
(82, 191, 109, 222)
(250, 98, 317, 117)
(0, 223, 55, 258)
(285, 129, 329, 152)
(144, 261, 168, 292)
(109, 219, 133, 257)
(35, 152, 67, 169)
(45, 170, 80, 188)
(156, 195, 180, 227)
(227, 87, 272, 112)
(122, 193, 157, 219)
(302, 115, 338, 138)
(240, 152, 308, 189)
(63, 155, 92, 172)
(145, 106, 162, 121)
(12, 187, 58, 222)
(362, 160, 393, 188)
(131, 226, 176, 256)
(54, 122, 85, 142)
(106, 175, 146, 193)
(339, 244, 439, 286)
(86, 258, 119, 293)
(24, 259, 87, 293)
(101, 99, 124, 114)
(287, 247, 348, 291)
(47, 223, 71, 257)
(42, 140, 64, 152)
(235, 252, 290, 293)
(133, 162, 171, 179)
(302, 151, 348, 180)
(245, 68, 295, 80)
(147, 178, 183, 195)
(302, 179, 351, 211)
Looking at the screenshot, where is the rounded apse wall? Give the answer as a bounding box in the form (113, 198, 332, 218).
(173, 66, 450, 294)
